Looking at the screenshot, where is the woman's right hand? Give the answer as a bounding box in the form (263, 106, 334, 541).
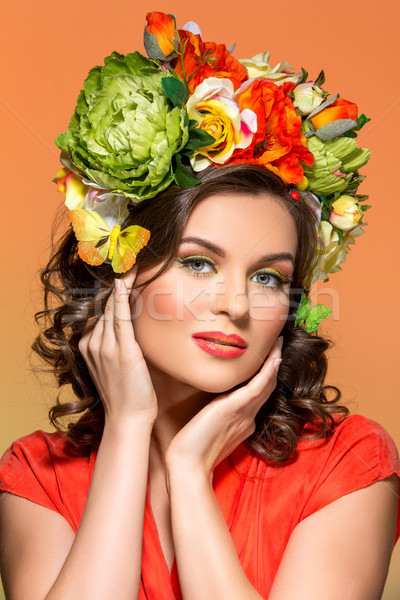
(78, 264, 158, 425)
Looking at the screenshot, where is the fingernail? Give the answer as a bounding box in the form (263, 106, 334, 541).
(273, 358, 282, 373)
(277, 336, 283, 350)
(114, 279, 121, 291)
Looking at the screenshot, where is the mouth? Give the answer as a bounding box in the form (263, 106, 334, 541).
(191, 337, 247, 358)
(192, 331, 248, 349)
(200, 338, 239, 347)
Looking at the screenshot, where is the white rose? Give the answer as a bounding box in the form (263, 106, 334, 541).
(307, 221, 365, 286)
(238, 51, 300, 85)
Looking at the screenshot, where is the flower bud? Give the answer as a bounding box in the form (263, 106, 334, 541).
(293, 83, 324, 115)
(329, 195, 364, 231)
(296, 175, 309, 191)
(144, 11, 177, 60)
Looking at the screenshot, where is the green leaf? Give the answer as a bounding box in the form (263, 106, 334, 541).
(333, 190, 342, 201)
(55, 132, 71, 152)
(343, 113, 371, 138)
(314, 70, 325, 88)
(174, 155, 201, 188)
(351, 174, 367, 187)
(320, 194, 330, 208)
(356, 113, 371, 129)
(314, 118, 358, 140)
(143, 30, 177, 61)
(184, 128, 216, 152)
(161, 77, 188, 107)
(180, 148, 196, 157)
(336, 228, 344, 245)
(361, 204, 372, 211)
(321, 204, 331, 221)
(299, 67, 309, 85)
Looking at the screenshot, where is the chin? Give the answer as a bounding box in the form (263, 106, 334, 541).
(144, 346, 265, 395)
(176, 362, 261, 395)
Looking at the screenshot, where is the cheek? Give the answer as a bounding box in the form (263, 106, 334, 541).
(142, 276, 213, 323)
(145, 287, 178, 320)
(138, 277, 197, 322)
(249, 289, 290, 323)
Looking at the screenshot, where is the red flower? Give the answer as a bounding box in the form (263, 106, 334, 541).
(174, 29, 247, 93)
(228, 80, 314, 184)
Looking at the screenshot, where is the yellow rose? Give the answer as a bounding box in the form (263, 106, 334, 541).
(187, 77, 256, 171)
(329, 195, 364, 231)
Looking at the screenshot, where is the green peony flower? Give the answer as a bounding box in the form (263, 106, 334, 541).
(302, 123, 371, 196)
(55, 51, 189, 201)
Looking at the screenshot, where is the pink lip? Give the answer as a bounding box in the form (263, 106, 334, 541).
(192, 331, 248, 348)
(192, 338, 247, 358)
(191, 331, 248, 358)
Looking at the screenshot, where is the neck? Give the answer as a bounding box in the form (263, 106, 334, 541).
(147, 361, 215, 470)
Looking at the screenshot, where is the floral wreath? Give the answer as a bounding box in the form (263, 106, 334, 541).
(54, 11, 371, 333)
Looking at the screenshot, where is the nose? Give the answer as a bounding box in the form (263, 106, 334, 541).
(210, 274, 250, 321)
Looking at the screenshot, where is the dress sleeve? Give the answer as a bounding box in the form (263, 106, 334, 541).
(300, 415, 400, 544)
(0, 430, 69, 518)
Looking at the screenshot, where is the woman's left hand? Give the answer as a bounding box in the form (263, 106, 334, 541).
(165, 336, 283, 481)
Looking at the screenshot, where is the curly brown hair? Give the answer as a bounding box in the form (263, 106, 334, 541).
(31, 163, 349, 462)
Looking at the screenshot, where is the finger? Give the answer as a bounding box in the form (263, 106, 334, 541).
(121, 263, 141, 321)
(113, 278, 136, 348)
(247, 339, 283, 410)
(102, 285, 118, 345)
(227, 336, 283, 409)
(270, 335, 284, 360)
(119, 263, 139, 292)
(81, 314, 99, 339)
(120, 264, 140, 309)
(255, 336, 283, 380)
(80, 312, 105, 357)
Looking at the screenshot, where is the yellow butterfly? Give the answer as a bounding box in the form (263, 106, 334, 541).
(70, 208, 150, 274)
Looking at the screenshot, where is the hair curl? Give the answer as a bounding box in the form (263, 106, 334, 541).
(32, 163, 349, 462)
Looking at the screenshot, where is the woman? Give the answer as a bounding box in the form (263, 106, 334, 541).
(0, 11, 399, 600)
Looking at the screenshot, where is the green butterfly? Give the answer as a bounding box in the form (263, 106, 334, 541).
(294, 293, 332, 333)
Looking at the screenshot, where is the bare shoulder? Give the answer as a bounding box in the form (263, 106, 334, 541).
(0, 491, 75, 600)
(268, 474, 400, 600)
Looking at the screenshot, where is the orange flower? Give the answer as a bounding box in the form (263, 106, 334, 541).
(174, 29, 247, 93)
(310, 98, 358, 130)
(145, 12, 176, 59)
(228, 80, 314, 184)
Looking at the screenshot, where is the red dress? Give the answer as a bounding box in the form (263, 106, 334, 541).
(1, 413, 400, 599)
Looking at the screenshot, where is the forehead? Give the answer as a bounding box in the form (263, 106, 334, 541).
(181, 193, 297, 259)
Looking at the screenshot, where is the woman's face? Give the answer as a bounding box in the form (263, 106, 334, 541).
(132, 192, 297, 394)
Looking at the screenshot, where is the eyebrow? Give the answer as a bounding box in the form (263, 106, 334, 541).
(179, 236, 295, 266)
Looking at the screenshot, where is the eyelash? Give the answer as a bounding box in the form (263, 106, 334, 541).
(175, 254, 293, 289)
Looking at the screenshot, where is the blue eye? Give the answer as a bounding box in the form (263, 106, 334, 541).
(250, 270, 292, 288)
(175, 256, 216, 276)
(175, 255, 293, 288)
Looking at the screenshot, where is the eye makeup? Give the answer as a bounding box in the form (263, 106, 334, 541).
(175, 252, 293, 289)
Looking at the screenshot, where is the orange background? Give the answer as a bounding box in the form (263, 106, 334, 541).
(1, 0, 399, 597)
